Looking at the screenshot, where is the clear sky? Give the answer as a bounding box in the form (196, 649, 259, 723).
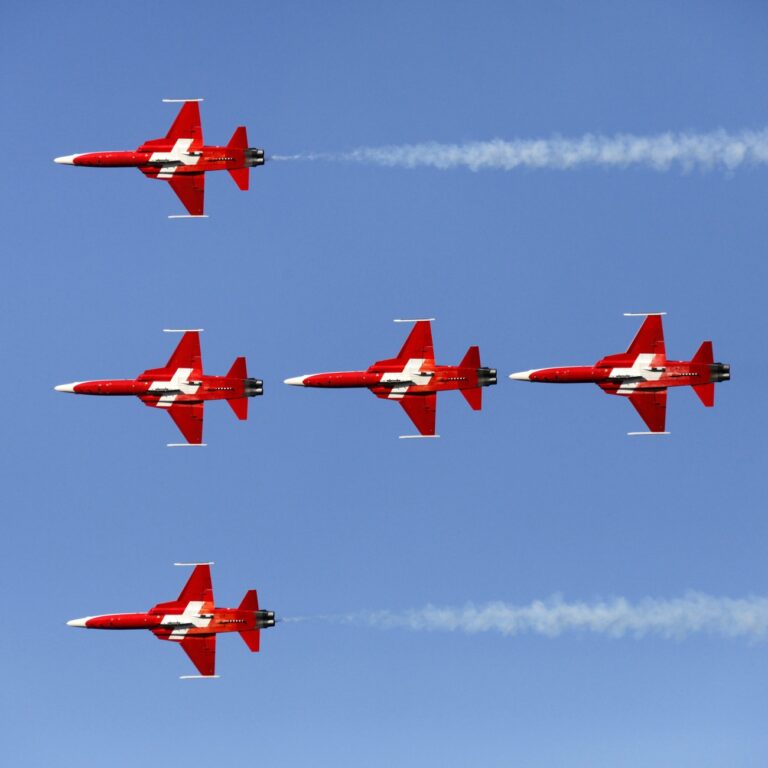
(2, 2, 767, 766)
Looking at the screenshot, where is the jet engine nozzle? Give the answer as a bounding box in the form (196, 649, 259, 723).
(245, 378, 264, 397)
(477, 367, 497, 387)
(255, 610, 276, 628)
(709, 363, 731, 382)
(245, 148, 266, 167)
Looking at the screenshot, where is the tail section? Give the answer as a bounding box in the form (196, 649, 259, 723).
(692, 340, 714, 365)
(692, 383, 715, 407)
(460, 386, 482, 410)
(691, 342, 716, 406)
(227, 397, 248, 420)
(239, 589, 259, 612)
(239, 629, 260, 652)
(227, 356, 248, 379)
(626, 315, 666, 357)
(227, 126, 249, 150)
(460, 345, 481, 369)
(227, 127, 250, 189)
(228, 167, 250, 190)
(226, 357, 249, 420)
(239, 590, 261, 652)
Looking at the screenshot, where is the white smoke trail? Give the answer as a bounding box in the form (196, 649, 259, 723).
(293, 593, 768, 640)
(270, 128, 768, 172)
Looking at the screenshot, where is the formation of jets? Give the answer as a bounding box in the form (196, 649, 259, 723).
(55, 315, 728, 446)
(55, 102, 732, 678)
(68, 564, 275, 678)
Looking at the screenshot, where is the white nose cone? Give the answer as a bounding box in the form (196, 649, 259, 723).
(284, 376, 308, 386)
(54, 154, 80, 165)
(509, 370, 535, 381)
(67, 617, 90, 628)
(55, 382, 80, 393)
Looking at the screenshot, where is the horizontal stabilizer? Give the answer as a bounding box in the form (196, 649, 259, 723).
(239, 630, 260, 652)
(692, 382, 715, 407)
(460, 386, 482, 410)
(227, 126, 249, 150)
(460, 345, 481, 369)
(227, 397, 248, 420)
(227, 356, 248, 379)
(692, 340, 714, 365)
(228, 167, 250, 191)
(239, 589, 259, 612)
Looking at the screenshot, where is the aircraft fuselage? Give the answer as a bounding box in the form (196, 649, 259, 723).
(54, 374, 263, 404)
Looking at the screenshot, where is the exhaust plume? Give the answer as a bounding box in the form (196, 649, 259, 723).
(297, 593, 768, 640)
(271, 128, 768, 173)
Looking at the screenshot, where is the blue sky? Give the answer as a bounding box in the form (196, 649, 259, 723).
(2, 2, 767, 766)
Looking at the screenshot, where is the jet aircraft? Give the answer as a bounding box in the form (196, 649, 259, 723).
(54, 330, 262, 445)
(67, 563, 275, 678)
(284, 319, 497, 437)
(509, 313, 730, 433)
(54, 99, 265, 216)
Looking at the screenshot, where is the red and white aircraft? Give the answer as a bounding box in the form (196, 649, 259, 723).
(54, 330, 262, 445)
(510, 313, 730, 434)
(284, 319, 497, 437)
(67, 563, 275, 678)
(54, 99, 265, 216)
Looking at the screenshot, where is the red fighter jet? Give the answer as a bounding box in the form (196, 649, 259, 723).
(54, 99, 265, 216)
(67, 563, 276, 678)
(284, 319, 497, 437)
(54, 330, 263, 445)
(509, 313, 730, 434)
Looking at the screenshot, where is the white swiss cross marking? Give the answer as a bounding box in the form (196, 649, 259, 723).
(162, 601, 212, 641)
(610, 353, 664, 395)
(381, 359, 431, 399)
(151, 138, 201, 178)
(149, 368, 200, 407)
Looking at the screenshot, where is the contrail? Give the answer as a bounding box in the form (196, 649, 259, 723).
(270, 128, 768, 172)
(288, 593, 768, 640)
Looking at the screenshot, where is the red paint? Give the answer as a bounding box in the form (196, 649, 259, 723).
(511, 316, 730, 433)
(286, 321, 496, 436)
(55, 332, 263, 444)
(69, 565, 275, 677)
(55, 102, 265, 215)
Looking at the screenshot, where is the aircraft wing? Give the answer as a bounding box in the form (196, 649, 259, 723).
(177, 564, 214, 603)
(168, 403, 205, 445)
(628, 389, 667, 433)
(399, 393, 437, 436)
(181, 634, 216, 677)
(396, 320, 434, 361)
(168, 173, 205, 216)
